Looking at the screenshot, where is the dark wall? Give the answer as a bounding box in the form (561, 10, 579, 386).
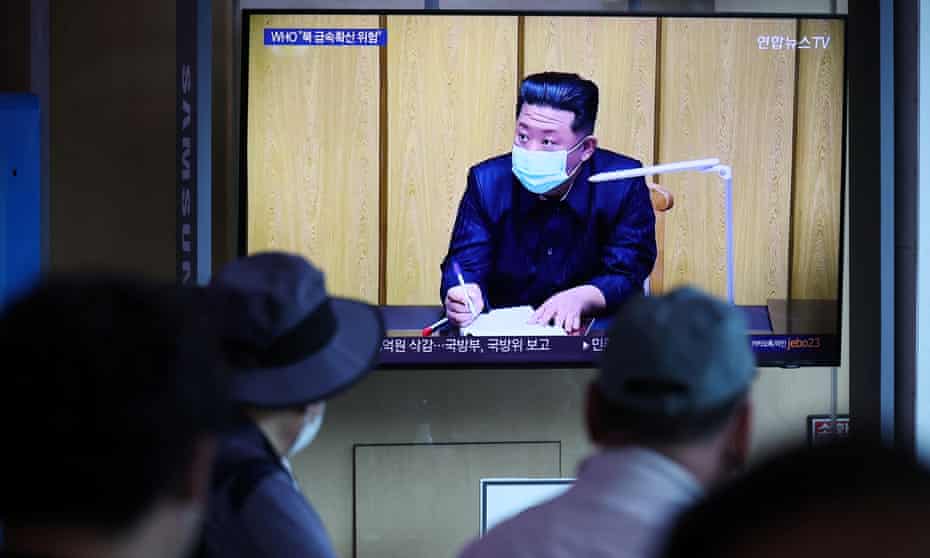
(213, 0, 236, 272)
(1, 1, 31, 92)
(50, 1, 176, 280)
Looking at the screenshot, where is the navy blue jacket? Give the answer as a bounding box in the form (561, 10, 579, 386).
(440, 148, 657, 314)
(200, 422, 336, 558)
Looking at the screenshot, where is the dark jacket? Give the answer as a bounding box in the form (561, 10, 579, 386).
(440, 148, 657, 314)
(200, 421, 336, 558)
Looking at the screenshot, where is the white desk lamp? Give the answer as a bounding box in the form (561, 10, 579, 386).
(589, 158, 735, 304)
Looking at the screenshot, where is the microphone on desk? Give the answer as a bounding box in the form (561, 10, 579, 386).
(422, 316, 449, 337)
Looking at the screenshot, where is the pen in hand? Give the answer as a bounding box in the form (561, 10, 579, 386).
(452, 261, 478, 318)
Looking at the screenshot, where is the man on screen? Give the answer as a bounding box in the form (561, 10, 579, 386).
(440, 72, 656, 333)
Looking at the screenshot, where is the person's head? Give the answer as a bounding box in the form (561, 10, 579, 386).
(661, 443, 930, 558)
(209, 252, 384, 458)
(0, 276, 230, 558)
(512, 72, 599, 194)
(588, 286, 756, 486)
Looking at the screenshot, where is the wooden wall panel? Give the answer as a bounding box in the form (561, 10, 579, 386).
(355, 442, 560, 558)
(385, 15, 518, 305)
(790, 19, 844, 300)
(658, 18, 797, 305)
(522, 17, 657, 166)
(524, 17, 665, 291)
(246, 14, 380, 302)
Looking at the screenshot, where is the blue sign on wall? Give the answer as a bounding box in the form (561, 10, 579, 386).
(0, 94, 41, 310)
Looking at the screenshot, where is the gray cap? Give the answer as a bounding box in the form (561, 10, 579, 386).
(598, 286, 756, 416)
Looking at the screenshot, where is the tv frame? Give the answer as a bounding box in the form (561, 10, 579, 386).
(238, 9, 849, 370)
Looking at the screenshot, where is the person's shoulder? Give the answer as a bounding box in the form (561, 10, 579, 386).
(459, 492, 572, 558)
(472, 152, 512, 171)
(590, 148, 643, 174)
(469, 153, 513, 185)
(249, 470, 303, 502)
(587, 148, 648, 203)
(239, 473, 337, 556)
(457, 518, 533, 558)
(240, 471, 325, 527)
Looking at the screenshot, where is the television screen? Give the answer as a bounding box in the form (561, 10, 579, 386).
(241, 10, 846, 367)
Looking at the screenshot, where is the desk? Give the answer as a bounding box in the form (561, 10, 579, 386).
(376, 300, 839, 368)
(380, 305, 774, 336)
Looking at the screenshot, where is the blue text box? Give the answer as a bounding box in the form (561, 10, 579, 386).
(264, 28, 387, 46)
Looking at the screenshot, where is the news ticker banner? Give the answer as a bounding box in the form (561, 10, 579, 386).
(377, 334, 839, 366)
(264, 28, 387, 46)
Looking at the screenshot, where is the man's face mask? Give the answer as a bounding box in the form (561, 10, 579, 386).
(288, 402, 325, 457)
(511, 137, 588, 195)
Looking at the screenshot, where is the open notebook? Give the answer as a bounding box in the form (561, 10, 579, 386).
(461, 306, 568, 337)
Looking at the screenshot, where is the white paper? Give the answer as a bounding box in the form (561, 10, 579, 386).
(461, 306, 568, 337)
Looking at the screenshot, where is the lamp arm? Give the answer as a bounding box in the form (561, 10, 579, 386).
(702, 165, 734, 303)
(588, 160, 736, 304)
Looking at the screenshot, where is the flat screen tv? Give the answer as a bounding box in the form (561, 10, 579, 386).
(240, 10, 846, 368)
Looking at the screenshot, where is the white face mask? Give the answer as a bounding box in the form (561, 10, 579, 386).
(511, 138, 587, 194)
(288, 402, 325, 457)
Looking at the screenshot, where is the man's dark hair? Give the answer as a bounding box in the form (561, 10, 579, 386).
(516, 72, 599, 136)
(0, 276, 230, 531)
(661, 443, 930, 558)
(589, 385, 747, 446)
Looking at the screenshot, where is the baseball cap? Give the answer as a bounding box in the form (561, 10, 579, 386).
(598, 286, 756, 416)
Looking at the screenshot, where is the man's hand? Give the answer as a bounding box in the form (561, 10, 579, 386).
(445, 284, 485, 327)
(529, 285, 606, 333)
